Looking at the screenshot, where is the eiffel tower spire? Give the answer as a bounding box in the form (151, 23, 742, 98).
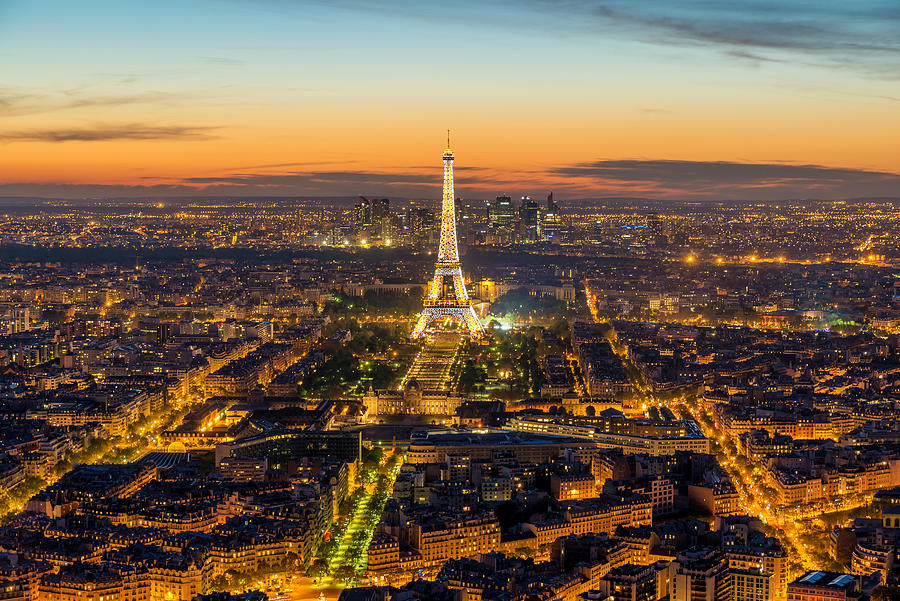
(411, 136, 484, 339)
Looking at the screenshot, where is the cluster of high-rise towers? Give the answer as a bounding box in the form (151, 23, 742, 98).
(410, 134, 565, 340)
(486, 192, 562, 243)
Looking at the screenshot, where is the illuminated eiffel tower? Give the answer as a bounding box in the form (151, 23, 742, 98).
(411, 133, 484, 339)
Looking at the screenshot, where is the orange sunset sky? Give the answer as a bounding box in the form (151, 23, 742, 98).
(1, 0, 899, 200)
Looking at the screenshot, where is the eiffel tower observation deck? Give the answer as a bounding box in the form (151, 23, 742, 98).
(411, 133, 484, 339)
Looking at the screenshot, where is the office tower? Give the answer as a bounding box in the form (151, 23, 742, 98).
(519, 195, 543, 243)
(371, 198, 389, 223)
(406, 207, 434, 239)
(547, 191, 559, 214)
(544, 191, 563, 241)
(354, 196, 371, 231)
(487, 195, 517, 229)
(646, 213, 667, 248)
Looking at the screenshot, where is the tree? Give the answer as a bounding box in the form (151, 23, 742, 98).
(548, 317, 570, 339)
(513, 546, 535, 559)
(55, 460, 72, 476)
(458, 360, 487, 393)
(370, 362, 400, 389)
(871, 587, 900, 601)
(362, 446, 384, 469)
(307, 559, 328, 578)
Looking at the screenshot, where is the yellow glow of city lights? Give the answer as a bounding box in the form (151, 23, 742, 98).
(411, 139, 484, 339)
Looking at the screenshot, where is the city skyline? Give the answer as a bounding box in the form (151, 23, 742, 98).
(6, 4, 900, 601)
(2, 0, 900, 201)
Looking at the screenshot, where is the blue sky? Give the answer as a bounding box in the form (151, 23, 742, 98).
(1, 0, 898, 199)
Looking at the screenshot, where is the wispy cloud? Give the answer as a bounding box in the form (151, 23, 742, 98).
(723, 49, 785, 64)
(551, 0, 900, 75)
(181, 163, 498, 189)
(0, 123, 219, 142)
(259, 1, 900, 72)
(183, 170, 435, 187)
(223, 160, 362, 171)
(551, 159, 900, 199)
(0, 88, 188, 118)
(0, 164, 518, 199)
(0, 91, 39, 113)
(322, 0, 900, 76)
(198, 56, 245, 66)
(3, 159, 899, 201)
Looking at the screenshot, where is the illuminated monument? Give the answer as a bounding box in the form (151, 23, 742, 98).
(411, 134, 484, 339)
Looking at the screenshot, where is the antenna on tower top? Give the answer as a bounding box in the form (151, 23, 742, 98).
(446, 129, 450, 149)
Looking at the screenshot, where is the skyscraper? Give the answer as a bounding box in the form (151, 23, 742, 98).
(518, 195, 542, 243)
(354, 196, 371, 231)
(547, 191, 559, 214)
(405, 206, 434, 239)
(543, 191, 563, 241)
(487, 195, 517, 229)
(371, 198, 390, 224)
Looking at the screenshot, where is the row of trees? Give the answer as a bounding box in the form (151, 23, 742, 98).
(206, 554, 300, 592)
(0, 476, 46, 520)
(323, 290, 423, 319)
(0, 390, 200, 523)
(308, 488, 364, 577)
(308, 452, 402, 584)
(338, 461, 400, 584)
(298, 318, 416, 398)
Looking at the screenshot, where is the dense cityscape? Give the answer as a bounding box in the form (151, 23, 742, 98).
(3, 2, 900, 601)
(1, 137, 900, 601)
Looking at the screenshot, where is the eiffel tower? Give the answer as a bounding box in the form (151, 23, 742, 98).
(411, 133, 484, 339)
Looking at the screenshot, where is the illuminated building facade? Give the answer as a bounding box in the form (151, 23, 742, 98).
(487, 195, 517, 229)
(363, 379, 467, 417)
